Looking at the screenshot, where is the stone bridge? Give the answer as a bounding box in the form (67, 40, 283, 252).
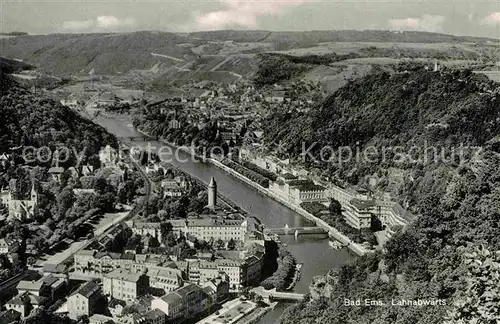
(264, 224, 328, 236)
(251, 287, 305, 301)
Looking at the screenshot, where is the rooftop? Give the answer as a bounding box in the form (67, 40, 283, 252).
(104, 269, 145, 283)
(16, 280, 43, 292)
(349, 198, 376, 211)
(70, 281, 100, 299)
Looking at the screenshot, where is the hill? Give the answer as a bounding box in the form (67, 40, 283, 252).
(0, 71, 117, 162)
(0, 30, 497, 77)
(0, 57, 34, 74)
(262, 67, 500, 323)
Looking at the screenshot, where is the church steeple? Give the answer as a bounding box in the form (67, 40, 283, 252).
(30, 180, 38, 204)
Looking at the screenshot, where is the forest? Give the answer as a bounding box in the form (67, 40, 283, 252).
(271, 67, 500, 323)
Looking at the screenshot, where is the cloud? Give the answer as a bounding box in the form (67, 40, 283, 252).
(482, 12, 500, 26)
(389, 14, 445, 32)
(62, 15, 135, 32)
(194, 0, 308, 30)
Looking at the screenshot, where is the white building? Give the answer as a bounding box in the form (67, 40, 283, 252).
(99, 145, 119, 168)
(67, 281, 101, 320)
(102, 269, 149, 302)
(0, 181, 38, 221)
(169, 218, 248, 243)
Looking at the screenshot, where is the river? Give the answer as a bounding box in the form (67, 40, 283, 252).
(94, 114, 356, 322)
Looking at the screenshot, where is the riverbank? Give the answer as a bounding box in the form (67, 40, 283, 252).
(236, 301, 279, 324)
(209, 158, 367, 256)
(286, 263, 302, 291)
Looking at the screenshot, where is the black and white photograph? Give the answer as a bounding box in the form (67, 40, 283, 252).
(0, 0, 499, 323)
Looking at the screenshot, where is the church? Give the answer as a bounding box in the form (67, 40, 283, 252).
(0, 180, 38, 221)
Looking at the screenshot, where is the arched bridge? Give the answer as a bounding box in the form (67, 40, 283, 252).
(251, 287, 305, 301)
(264, 225, 328, 236)
(119, 135, 155, 142)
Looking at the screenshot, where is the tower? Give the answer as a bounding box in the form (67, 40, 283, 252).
(208, 177, 217, 209)
(30, 180, 38, 205)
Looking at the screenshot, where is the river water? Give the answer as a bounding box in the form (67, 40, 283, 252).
(94, 114, 356, 322)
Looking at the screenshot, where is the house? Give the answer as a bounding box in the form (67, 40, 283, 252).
(82, 164, 94, 176)
(202, 274, 230, 304)
(0, 309, 21, 324)
(151, 284, 209, 320)
(98, 92, 118, 106)
(73, 188, 97, 196)
(2, 180, 38, 221)
(5, 293, 46, 318)
(0, 237, 16, 254)
(89, 314, 115, 324)
(147, 268, 184, 294)
(103, 269, 149, 302)
(16, 280, 45, 296)
(67, 281, 101, 320)
(48, 166, 64, 183)
(144, 309, 166, 324)
(0, 153, 10, 168)
(107, 298, 126, 318)
(99, 145, 119, 167)
(126, 221, 163, 243)
(343, 199, 375, 230)
(288, 182, 328, 205)
(60, 99, 78, 108)
(168, 119, 181, 130)
(264, 91, 286, 103)
(161, 170, 188, 198)
(40, 275, 67, 301)
(169, 217, 248, 243)
(43, 263, 68, 279)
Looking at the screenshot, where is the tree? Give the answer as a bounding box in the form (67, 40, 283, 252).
(227, 238, 236, 250)
(215, 239, 225, 250)
(329, 198, 342, 216)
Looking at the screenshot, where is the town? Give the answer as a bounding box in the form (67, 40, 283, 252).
(1, 20, 499, 324)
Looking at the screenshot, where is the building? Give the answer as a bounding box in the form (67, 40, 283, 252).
(161, 170, 188, 198)
(207, 177, 217, 209)
(82, 164, 94, 176)
(16, 280, 45, 297)
(126, 221, 163, 243)
(288, 182, 327, 205)
(99, 145, 119, 168)
(60, 99, 78, 108)
(89, 314, 115, 324)
(147, 268, 185, 294)
(0, 180, 38, 221)
(151, 284, 210, 320)
(98, 92, 118, 106)
(0, 237, 17, 254)
(67, 281, 101, 320)
(73, 188, 97, 196)
(48, 166, 64, 183)
(5, 293, 46, 318)
(103, 269, 149, 302)
(202, 275, 230, 304)
(343, 198, 375, 229)
(264, 91, 286, 103)
(73, 251, 183, 293)
(169, 218, 248, 243)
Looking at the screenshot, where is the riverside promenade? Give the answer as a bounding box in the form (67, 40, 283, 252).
(208, 158, 368, 256)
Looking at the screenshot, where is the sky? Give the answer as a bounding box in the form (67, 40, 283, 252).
(1, 0, 499, 39)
